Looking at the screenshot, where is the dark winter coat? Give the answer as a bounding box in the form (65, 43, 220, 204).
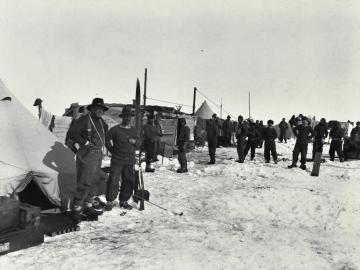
(350, 127, 360, 138)
(262, 127, 278, 141)
(143, 123, 156, 143)
(177, 125, 190, 151)
(314, 123, 328, 141)
(246, 123, 261, 142)
(67, 113, 108, 149)
(279, 120, 289, 131)
(330, 127, 345, 140)
(235, 122, 248, 140)
(223, 119, 233, 133)
(154, 122, 163, 142)
(105, 126, 138, 165)
(206, 119, 219, 139)
(293, 125, 314, 145)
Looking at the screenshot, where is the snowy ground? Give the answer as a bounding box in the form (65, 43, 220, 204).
(1, 140, 360, 270)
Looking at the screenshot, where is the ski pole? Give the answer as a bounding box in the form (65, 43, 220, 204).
(133, 194, 183, 216)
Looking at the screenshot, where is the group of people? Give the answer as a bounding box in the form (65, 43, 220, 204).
(65, 97, 360, 221)
(206, 113, 360, 171)
(66, 97, 166, 221)
(206, 113, 278, 164)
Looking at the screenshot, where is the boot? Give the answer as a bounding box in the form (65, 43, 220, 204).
(145, 167, 155, 173)
(119, 201, 133, 210)
(70, 205, 83, 222)
(104, 201, 115, 211)
(288, 164, 297, 169)
(300, 164, 306, 170)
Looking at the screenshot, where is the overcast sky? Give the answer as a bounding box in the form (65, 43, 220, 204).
(0, 0, 359, 122)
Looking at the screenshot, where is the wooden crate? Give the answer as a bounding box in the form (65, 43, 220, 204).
(19, 203, 41, 229)
(0, 197, 20, 233)
(0, 228, 44, 255)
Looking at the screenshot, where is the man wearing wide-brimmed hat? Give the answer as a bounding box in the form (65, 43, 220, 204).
(104, 106, 139, 210)
(67, 97, 109, 220)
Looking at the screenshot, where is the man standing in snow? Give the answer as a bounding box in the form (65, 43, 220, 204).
(244, 119, 261, 161)
(104, 106, 138, 211)
(312, 118, 328, 160)
(278, 118, 289, 143)
(206, 113, 219, 164)
(177, 118, 190, 173)
(223, 115, 233, 147)
(288, 118, 314, 170)
(329, 121, 345, 162)
(235, 115, 248, 163)
(67, 98, 109, 220)
(153, 114, 163, 162)
(262, 120, 278, 164)
(143, 114, 156, 172)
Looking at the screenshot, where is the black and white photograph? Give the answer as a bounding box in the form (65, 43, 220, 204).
(0, 0, 360, 269)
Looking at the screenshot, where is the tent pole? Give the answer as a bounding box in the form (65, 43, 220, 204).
(192, 87, 197, 115)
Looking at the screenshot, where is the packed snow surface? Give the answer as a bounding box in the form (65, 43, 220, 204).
(1, 140, 360, 270)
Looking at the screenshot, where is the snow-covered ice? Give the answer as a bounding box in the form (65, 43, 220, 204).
(1, 140, 360, 270)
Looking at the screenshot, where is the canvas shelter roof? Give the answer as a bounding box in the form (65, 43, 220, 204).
(195, 101, 214, 119)
(0, 79, 76, 208)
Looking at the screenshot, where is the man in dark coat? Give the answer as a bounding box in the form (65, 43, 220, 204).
(153, 114, 163, 162)
(262, 120, 278, 163)
(143, 114, 156, 172)
(206, 113, 219, 164)
(279, 118, 289, 143)
(244, 119, 261, 161)
(67, 98, 109, 220)
(222, 115, 233, 147)
(235, 115, 248, 163)
(177, 118, 190, 173)
(329, 121, 345, 162)
(312, 118, 328, 160)
(288, 118, 314, 170)
(105, 106, 138, 211)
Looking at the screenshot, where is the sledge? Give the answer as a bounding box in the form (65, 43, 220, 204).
(311, 152, 322, 176)
(0, 228, 44, 255)
(0, 197, 20, 233)
(39, 213, 80, 237)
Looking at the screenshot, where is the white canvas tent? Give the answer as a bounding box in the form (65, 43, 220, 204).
(0, 79, 76, 209)
(195, 101, 214, 119)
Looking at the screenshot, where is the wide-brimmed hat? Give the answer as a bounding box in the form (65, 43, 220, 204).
(87, 98, 109, 111)
(119, 106, 135, 117)
(33, 98, 43, 106)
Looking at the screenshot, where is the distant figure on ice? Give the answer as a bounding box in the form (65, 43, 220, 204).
(206, 113, 219, 164)
(262, 120, 278, 164)
(344, 121, 360, 160)
(288, 118, 314, 170)
(105, 106, 138, 211)
(177, 118, 190, 173)
(329, 121, 344, 162)
(223, 115, 233, 147)
(244, 119, 260, 161)
(67, 98, 109, 220)
(143, 114, 156, 172)
(312, 118, 328, 160)
(153, 113, 163, 162)
(257, 120, 265, 148)
(235, 115, 248, 163)
(278, 118, 289, 143)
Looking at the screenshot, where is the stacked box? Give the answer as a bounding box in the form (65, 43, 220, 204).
(19, 203, 41, 229)
(0, 197, 20, 233)
(0, 228, 44, 255)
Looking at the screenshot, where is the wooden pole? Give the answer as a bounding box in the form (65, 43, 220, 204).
(143, 68, 147, 106)
(220, 98, 223, 119)
(248, 92, 251, 119)
(192, 87, 197, 115)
